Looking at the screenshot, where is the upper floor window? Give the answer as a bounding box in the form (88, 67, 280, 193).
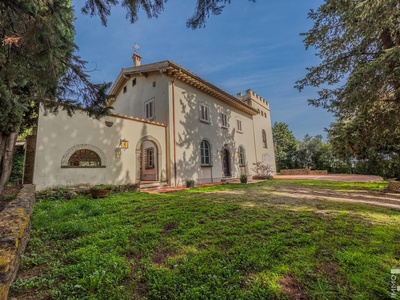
(132, 78, 136, 86)
(221, 113, 228, 128)
(123, 86, 127, 93)
(145, 98, 155, 120)
(237, 119, 242, 133)
(262, 130, 267, 148)
(200, 140, 212, 166)
(68, 149, 101, 167)
(199, 102, 210, 123)
(238, 146, 245, 166)
(145, 147, 155, 169)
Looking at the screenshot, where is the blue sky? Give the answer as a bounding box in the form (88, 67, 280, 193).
(73, 0, 332, 140)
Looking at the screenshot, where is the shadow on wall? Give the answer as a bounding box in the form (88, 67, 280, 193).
(37, 110, 126, 188)
(175, 90, 242, 185)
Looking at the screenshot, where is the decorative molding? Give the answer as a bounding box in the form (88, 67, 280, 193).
(61, 144, 106, 167)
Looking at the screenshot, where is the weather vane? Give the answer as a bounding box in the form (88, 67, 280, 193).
(134, 42, 140, 54)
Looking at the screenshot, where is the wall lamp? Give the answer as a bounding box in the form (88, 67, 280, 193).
(120, 139, 129, 150)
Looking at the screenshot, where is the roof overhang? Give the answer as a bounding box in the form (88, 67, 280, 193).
(108, 61, 258, 116)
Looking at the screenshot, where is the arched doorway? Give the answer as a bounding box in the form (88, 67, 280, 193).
(222, 148, 231, 177)
(140, 140, 158, 181)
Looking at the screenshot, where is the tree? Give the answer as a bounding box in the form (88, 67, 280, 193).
(0, 0, 111, 194)
(328, 108, 400, 177)
(295, 0, 400, 167)
(295, 134, 333, 170)
(1, 0, 255, 194)
(82, 0, 255, 28)
(272, 122, 297, 171)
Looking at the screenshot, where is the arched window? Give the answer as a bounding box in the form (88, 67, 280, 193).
(238, 146, 245, 166)
(68, 149, 101, 167)
(262, 130, 267, 148)
(200, 140, 212, 166)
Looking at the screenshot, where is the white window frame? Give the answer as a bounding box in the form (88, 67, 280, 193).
(145, 147, 155, 169)
(200, 140, 212, 166)
(238, 146, 245, 167)
(145, 98, 155, 120)
(221, 112, 228, 128)
(236, 119, 243, 133)
(199, 102, 210, 123)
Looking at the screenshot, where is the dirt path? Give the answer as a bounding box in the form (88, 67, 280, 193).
(274, 174, 383, 182)
(270, 174, 400, 210)
(271, 187, 400, 210)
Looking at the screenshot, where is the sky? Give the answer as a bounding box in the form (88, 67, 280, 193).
(73, 0, 333, 140)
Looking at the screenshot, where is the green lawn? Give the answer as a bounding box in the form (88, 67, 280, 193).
(10, 180, 400, 299)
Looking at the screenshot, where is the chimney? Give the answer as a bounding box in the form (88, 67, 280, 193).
(132, 53, 142, 67)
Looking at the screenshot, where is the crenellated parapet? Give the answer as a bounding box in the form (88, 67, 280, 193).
(236, 89, 270, 111)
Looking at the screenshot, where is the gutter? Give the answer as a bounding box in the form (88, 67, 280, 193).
(171, 70, 181, 186)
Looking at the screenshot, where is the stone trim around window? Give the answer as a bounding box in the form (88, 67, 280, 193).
(61, 144, 106, 168)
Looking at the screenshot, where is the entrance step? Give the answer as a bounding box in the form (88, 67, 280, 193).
(221, 177, 236, 182)
(139, 181, 169, 192)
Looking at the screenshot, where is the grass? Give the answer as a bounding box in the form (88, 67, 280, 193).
(10, 179, 400, 299)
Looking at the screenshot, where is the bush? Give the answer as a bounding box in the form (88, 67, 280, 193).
(9, 148, 24, 184)
(251, 162, 273, 179)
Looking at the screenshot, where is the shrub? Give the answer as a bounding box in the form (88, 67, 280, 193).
(251, 162, 273, 179)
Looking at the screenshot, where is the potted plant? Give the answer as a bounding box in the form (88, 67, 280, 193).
(186, 179, 195, 188)
(240, 174, 248, 184)
(89, 184, 113, 198)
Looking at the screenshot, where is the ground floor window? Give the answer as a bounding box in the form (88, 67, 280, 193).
(200, 140, 212, 166)
(68, 149, 101, 167)
(238, 146, 245, 166)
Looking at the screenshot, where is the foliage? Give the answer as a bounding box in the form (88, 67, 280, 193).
(9, 147, 24, 184)
(328, 111, 400, 178)
(272, 122, 297, 171)
(82, 0, 255, 28)
(240, 174, 247, 180)
(295, 134, 333, 171)
(0, 0, 112, 193)
(10, 180, 398, 299)
(296, 0, 400, 174)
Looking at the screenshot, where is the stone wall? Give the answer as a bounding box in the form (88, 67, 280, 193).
(309, 170, 328, 175)
(388, 180, 400, 192)
(280, 169, 328, 175)
(280, 169, 310, 175)
(0, 185, 36, 300)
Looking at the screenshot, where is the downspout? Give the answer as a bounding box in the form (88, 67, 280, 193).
(171, 70, 181, 186)
(252, 115, 258, 164)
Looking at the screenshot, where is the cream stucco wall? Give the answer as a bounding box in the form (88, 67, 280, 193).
(111, 74, 170, 124)
(168, 80, 274, 186)
(34, 66, 275, 189)
(33, 108, 166, 190)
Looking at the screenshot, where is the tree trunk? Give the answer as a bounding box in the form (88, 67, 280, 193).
(0, 130, 19, 195)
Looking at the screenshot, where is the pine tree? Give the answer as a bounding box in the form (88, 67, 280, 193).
(0, 0, 110, 194)
(296, 0, 400, 167)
